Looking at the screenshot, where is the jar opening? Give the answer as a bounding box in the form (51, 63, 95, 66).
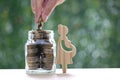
(28, 30, 54, 41)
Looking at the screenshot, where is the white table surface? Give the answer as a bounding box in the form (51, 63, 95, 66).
(0, 69, 120, 80)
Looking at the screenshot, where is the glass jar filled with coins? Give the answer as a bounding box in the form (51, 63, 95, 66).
(25, 29, 56, 74)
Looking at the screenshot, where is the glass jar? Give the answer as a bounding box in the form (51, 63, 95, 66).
(25, 29, 56, 74)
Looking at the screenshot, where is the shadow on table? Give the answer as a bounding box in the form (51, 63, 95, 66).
(27, 73, 74, 79)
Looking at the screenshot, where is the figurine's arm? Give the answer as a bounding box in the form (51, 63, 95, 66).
(64, 37, 71, 48)
(64, 37, 76, 57)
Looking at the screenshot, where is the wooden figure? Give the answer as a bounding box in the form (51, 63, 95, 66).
(56, 24, 76, 73)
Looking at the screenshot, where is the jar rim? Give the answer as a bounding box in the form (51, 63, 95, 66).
(28, 30, 54, 40)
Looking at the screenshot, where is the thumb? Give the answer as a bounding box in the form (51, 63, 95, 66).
(42, 0, 65, 22)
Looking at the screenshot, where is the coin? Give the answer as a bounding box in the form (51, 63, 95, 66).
(28, 62, 40, 69)
(43, 48, 53, 53)
(27, 56, 39, 63)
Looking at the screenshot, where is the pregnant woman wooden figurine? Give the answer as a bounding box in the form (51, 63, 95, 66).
(57, 24, 76, 73)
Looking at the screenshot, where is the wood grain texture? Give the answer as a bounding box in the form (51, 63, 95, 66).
(56, 24, 76, 73)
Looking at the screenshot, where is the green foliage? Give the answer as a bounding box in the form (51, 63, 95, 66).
(0, 0, 120, 68)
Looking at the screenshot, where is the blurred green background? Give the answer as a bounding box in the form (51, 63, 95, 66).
(0, 0, 120, 69)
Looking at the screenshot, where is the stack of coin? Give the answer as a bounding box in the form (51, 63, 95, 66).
(42, 48, 54, 70)
(27, 44, 40, 69)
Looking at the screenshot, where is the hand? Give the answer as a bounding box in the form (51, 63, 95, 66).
(31, 0, 65, 23)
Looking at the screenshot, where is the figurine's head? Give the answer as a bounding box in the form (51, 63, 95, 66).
(58, 24, 68, 37)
